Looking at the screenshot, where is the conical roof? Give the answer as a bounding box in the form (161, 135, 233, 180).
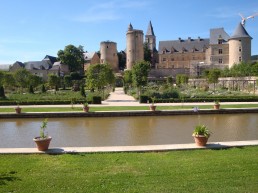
(146, 21, 155, 36)
(230, 23, 252, 39)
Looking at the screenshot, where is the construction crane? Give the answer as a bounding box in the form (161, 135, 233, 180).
(239, 13, 258, 27)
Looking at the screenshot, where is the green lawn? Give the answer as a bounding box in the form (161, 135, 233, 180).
(1, 147, 258, 192)
(0, 104, 258, 113)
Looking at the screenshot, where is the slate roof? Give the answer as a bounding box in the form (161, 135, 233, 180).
(159, 38, 210, 54)
(230, 23, 252, 39)
(146, 21, 155, 36)
(24, 60, 51, 70)
(43, 55, 57, 65)
(83, 52, 96, 61)
(210, 28, 230, 44)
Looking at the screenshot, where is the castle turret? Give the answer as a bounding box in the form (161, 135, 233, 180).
(145, 21, 156, 51)
(126, 23, 144, 70)
(100, 41, 119, 72)
(228, 23, 252, 68)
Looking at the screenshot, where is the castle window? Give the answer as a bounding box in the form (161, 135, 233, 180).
(219, 49, 223, 54)
(239, 47, 242, 52)
(239, 57, 242, 62)
(218, 39, 223, 44)
(219, 58, 223, 64)
(162, 58, 167, 62)
(171, 58, 174, 61)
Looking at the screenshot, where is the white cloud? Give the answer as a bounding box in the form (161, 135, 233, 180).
(73, 0, 150, 23)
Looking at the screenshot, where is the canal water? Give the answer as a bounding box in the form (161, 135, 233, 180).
(0, 113, 257, 148)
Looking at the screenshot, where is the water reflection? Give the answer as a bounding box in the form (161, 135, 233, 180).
(0, 113, 257, 148)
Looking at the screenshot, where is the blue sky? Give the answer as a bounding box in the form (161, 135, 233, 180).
(0, 0, 258, 64)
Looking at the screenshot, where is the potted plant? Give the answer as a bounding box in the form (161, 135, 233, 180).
(33, 118, 52, 151)
(192, 124, 211, 146)
(82, 102, 90, 112)
(149, 97, 156, 111)
(213, 100, 220, 110)
(14, 102, 22, 114)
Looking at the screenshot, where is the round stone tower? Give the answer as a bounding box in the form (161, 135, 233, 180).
(100, 41, 119, 72)
(228, 23, 252, 68)
(126, 23, 144, 70)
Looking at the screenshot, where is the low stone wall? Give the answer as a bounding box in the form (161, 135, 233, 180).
(1, 108, 258, 119)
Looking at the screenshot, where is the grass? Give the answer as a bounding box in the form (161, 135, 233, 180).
(0, 147, 258, 192)
(0, 104, 258, 113)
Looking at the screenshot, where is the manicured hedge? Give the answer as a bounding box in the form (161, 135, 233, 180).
(0, 99, 86, 106)
(92, 96, 102, 104)
(139, 95, 258, 103)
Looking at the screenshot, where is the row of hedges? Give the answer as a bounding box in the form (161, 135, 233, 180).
(139, 95, 258, 103)
(0, 96, 103, 106)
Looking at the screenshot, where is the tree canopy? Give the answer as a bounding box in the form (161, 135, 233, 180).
(86, 63, 115, 91)
(132, 61, 150, 95)
(57, 45, 85, 73)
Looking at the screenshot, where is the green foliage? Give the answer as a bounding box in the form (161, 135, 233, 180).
(139, 95, 149, 103)
(80, 85, 86, 97)
(0, 85, 5, 98)
(70, 72, 81, 80)
(166, 76, 173, 85)
(29, 74, 43, 88)
(13, 68, 31, 89)
(92, 96, 102, 104)
(132, 61, 150, 92)
(48, 74, 60, 89)
(192, 125, 211, 138)
(41, 84, 46, 93)
(39, 118, 48, 139)
(207, 69, 221, 84)
(176, 74, 189, 85)
(143, 42, 152, 63)
(86, 63, 115, 91)
(123, 70, 132, 86)
(64, 75, 72, 87)
(28, 85, 34, 94)
(57, 44, 85, 72)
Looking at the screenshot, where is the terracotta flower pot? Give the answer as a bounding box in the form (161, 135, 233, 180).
(193, 135, 209, 146)
(33, 137, 52, 151)
(213, 104, 220, 110)
(15, 107, 22, 114)
(83, 106, 89, 112)
(149, 105, 156, 111)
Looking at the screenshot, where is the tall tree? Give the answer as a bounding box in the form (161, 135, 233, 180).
(57, 44, 85, 73)
(13, 68, 31, 90)
(48, 74, 61, 89)
(207, 69, 221, 91)
(131, 61, 151, 96)
(143, 42, 152, 63)
(123, 70, 132, 87)
(86, 63, 115, 93)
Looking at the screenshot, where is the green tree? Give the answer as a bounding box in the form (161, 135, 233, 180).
(0, 71, 4, 85)
(64, 75, 72, 87)
(207, 69, 221, 90)
(176, 74, 189, 86)
(57, 44, 85, 73)
(28, 85, 34, 94)
(131, 61, 151, 96)
(143, 42, 152, 63)
(80, 85, 86, 97)
(86, 63, 115, 94)
(123, 70, 132, 86)
(2, 72, 16, 89)
(48, 74, 61, 89)
(0, 85, 5, 98)
(29, 74, 43, 88)
(41, 84, 46, 93)
(13, 68, 31, 91)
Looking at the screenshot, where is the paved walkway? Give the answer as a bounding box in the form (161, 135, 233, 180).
(1, 140, 258, 154)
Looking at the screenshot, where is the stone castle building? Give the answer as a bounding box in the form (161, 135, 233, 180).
(126, 21, 252, 77)
(100, 41, 119, 72)
(126, 23, 144, 70)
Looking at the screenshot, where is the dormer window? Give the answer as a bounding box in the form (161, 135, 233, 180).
(218, 39, 223, 44)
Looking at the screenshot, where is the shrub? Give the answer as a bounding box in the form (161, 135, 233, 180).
(139, 95, 149, 103)
(92, 96, 102, 104)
